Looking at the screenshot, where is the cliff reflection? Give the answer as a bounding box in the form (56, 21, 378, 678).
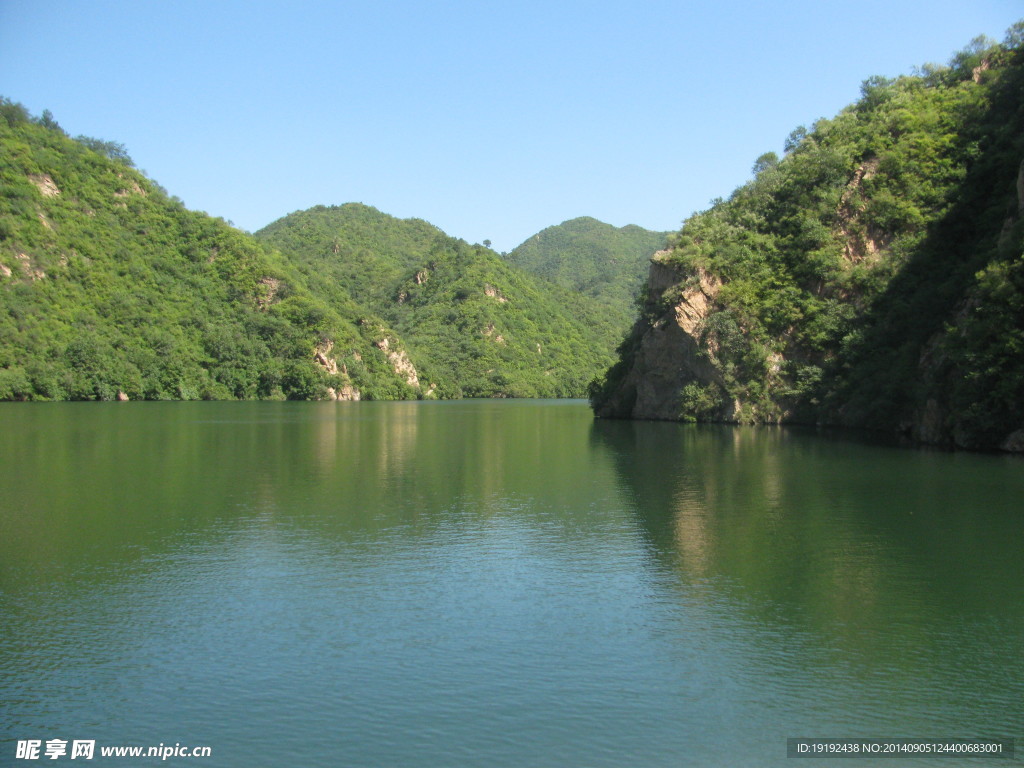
(589, 419, 1024, 642)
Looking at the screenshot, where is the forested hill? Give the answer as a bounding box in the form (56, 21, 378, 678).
(506, 217, 668, 324)
(0, 103, 637, 402)
(591, 26, 1024, 451)
(0, 102, 419, 401)
(255, 205, 619, 398)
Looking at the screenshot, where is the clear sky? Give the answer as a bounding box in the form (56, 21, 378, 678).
(2, 1, 1021, 252)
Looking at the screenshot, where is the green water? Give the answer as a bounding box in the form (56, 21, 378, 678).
(0, 400, 1021, 766)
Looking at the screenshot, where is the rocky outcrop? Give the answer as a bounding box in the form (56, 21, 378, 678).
(837, 158, 890, 264)
(972, 58, 991, 84)
(483, 322, 506, 345)
(592, 36, 1024, 452)
(15, 253, 45, 281)
(113, 177, 146, 197)
(594, 258, 728, 420)
(316, 339, 362, 401)
(28, 173, 60, 198)
(326, 384, 361, 401)
(599, 252, 1024, 451)
(484, 285, 508, 303)
(313, 340, 340, 375)
(256, 277, 281, 310)
(374, 337, 420, 388)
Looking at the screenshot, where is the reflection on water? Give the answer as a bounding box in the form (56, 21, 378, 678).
(591, 419, 1024, 749)
(592, 420, 1024, 616)
(1, 401, 1021, 767)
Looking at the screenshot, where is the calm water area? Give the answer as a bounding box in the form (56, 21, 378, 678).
(1, 400, 1021, 766)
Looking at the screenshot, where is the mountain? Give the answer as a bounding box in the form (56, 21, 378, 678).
(255, 204, 617, 398)
(0, 100, 419, 401)
(0, 103, 631, 403)
(506, 217, 669, 338)
(591, 27, 1024, 451)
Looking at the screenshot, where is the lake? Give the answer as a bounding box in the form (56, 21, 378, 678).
(0, 400, 1021, 766)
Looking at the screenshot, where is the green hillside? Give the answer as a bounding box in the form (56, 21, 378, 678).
(506, 217, 668, 354)
(591, 26, 1024, 451)
(256, 205, 617, 398)
(507, 216, 668, 311)
(0, 101, 417, 401)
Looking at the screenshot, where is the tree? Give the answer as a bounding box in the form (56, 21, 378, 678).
(38, 109, 63, 133)
(0, 96, 30, 126)
(784, 126, 808, 154)
(74, 135, 135, 166)
(752, 151, 779, 177)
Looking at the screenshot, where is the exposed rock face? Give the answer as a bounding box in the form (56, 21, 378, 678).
(16, 253, 45, 281)
(374, 337, 420, 388)
(594, 259, 727, 420)
(972, 58, 991, 84)
(113, 178, 146, 197)
(837, 158, 889, 264)
(598, 254, 1024, 452)
(326, 385, 361, 401)
(313, 341, 361, 400)
(256, 277, 281, 310)
(338, 384, 361, 401)
(28, 173, 60, 197)
(483, 322, 506, 345)
(484, 285, 508, 303)
(313, 340, 340, 375)
(591, 46, 1024, 453)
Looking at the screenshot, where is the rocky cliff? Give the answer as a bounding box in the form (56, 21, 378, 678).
(594, 257, 726, 421)
(591, 30, 1024, 452)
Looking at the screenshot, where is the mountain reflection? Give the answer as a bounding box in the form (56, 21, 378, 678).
(589, 418, 1024, 634)
(2, 401, 1022, 761)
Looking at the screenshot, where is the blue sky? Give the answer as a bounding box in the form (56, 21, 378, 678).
(2, 1, 1021, 252)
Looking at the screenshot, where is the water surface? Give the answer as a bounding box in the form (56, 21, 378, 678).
(1, 401, 1021, 766)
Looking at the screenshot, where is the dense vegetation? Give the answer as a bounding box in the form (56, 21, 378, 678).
(592, 26, 1024, 450)
(0, 101, 417, 401)
(0, 104, 647, 403)
(505, 217, 668, 346)
(256, 205, 619, 397)
(6, 21, 1021, 440)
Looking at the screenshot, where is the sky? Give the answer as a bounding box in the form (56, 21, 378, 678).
(1, 1, 1021, 253)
